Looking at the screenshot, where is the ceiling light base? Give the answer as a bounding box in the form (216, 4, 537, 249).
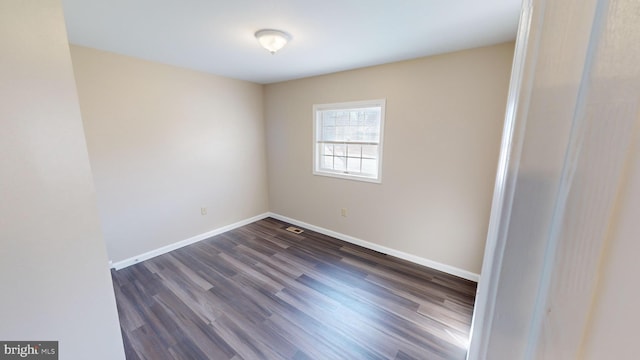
(255, 29, 291, 54)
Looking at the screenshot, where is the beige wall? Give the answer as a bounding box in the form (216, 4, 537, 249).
(70, 46, 268, 263)
(265, 42, 514, 274)
(0, 1, 124, 358)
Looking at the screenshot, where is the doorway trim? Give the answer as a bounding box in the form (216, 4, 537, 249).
(466, 1, 537, 358)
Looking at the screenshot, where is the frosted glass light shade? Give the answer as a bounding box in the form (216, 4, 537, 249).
(255, 29, 290, 54)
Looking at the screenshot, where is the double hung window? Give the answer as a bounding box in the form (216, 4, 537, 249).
(313, 99, 386, 183)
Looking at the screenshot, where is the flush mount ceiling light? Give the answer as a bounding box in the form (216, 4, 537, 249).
(255, 29, 291, 54)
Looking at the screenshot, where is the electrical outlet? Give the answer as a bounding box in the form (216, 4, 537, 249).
(341, 208, 347, 217)
(201, 207, 207, 215)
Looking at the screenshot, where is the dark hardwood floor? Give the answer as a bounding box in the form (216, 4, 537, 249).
(112, 218, 477, 360)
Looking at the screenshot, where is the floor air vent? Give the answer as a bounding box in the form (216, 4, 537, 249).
(285, 226, 304, 234)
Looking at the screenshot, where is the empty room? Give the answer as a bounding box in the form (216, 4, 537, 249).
(2, 0, 639, 360)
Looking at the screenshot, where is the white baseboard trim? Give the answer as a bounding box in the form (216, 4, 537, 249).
(110, 212, 270, 270)
(110, 211, 480, 282)
(268, 212, 480, 282)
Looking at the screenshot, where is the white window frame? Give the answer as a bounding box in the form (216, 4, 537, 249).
(312, 99, 386, 183)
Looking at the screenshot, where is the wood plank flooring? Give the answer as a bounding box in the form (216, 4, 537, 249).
(111, 218, 477, 360)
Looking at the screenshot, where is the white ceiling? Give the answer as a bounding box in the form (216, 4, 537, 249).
(62, 0, 521, 84)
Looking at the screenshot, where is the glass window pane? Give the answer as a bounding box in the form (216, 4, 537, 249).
(321, 156, 333, 170)
(350, 125, 363, 141)
(365, 113, 379, 127)
(347, 158, 361, 173)
(322, 112, 335, 126)
(322, 126, 336, 141)
(362, 145, 378, 159)
(319, 143, 333, 156)
(336, 112, 349, 126)
(349, 111, 361, 126)
(364, 127, 379, 142)
(335, 126, 346, 141)
(334, 156, 346, 171)
(362, 158, 377, 175)
(347, 144, 362, 157)
(334, 144, 346, 156)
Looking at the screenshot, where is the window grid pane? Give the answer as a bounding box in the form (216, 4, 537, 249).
(317, 141, 379, 176)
